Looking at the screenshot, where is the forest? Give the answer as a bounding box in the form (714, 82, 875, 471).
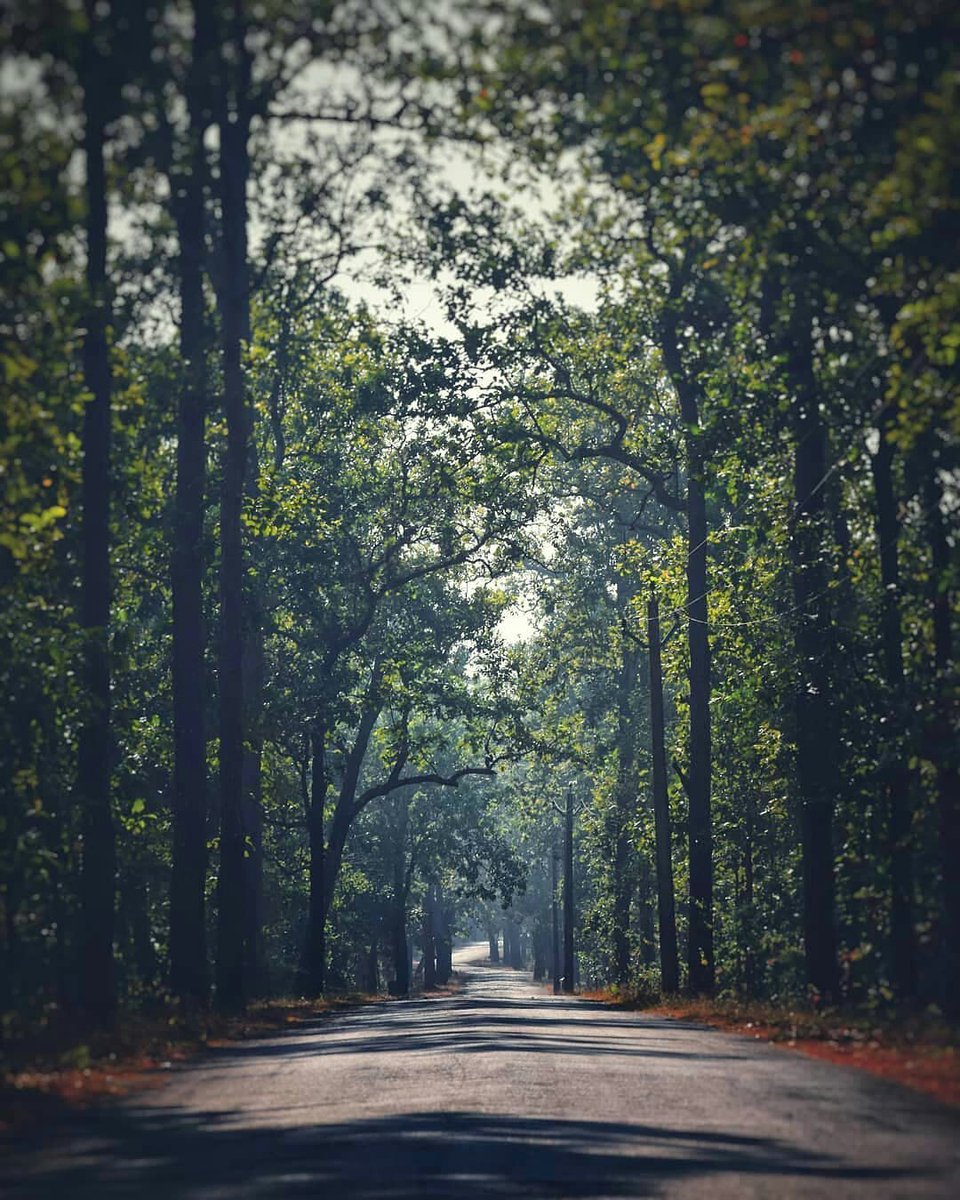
(1, 0, 958, 1045)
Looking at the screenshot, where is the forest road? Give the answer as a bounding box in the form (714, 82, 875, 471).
(3, 941, 959, 1199)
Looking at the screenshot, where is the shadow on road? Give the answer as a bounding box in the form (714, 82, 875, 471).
(3, 1107, 922, 1198)
(187, 998, 740, 1067)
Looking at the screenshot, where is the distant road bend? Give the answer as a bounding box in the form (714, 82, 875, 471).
(4, 941, 959, 1198)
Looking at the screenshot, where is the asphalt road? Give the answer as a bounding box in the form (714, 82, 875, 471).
(4, 942, 959, 1198)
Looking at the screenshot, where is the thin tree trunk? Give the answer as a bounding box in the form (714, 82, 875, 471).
(240, 624, 265, 994)
(926, 468, 960, 1018)
(421, 904, 437, 989)
(435, 894, 452, 984)
(362, 931, 379, 994)
(648, 594, 680, 994)
(551, 850, 560, 993)
(742, 808, 758, 995)
(612, 580, 640, 985)
(77, 22, 116, 1027)
(532, 922, 545, 981)
(214, 15, 252, 1011)
(563, 787, 575, 992)
(301, 721, 326, 994)
(789, 305, 840, 1003)
(661, 304, 714, 996)
(391, 896, 410, 996)
(871, 412, 917, 999)
(169, 10, 211, 1003)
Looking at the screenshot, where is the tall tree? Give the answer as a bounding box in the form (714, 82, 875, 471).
(76, 0, 118, 1026)
(168, 0, 215, 1006)
(214, 0, 254, 1012)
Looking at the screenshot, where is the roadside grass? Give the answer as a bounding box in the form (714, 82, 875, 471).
(580, 986, 960, 1108)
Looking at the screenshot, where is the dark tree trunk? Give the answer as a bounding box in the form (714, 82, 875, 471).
(169, 12, 211, 1003)
(214, 23, 252, 1012)
(648, 594, 680, 994)
(361, 931, 379, 994)
(741, 810, 759, 995)
(435, 895, 452, 984)
(320, 685, 383, 926)
(488, 926, 500, 963)
(301, 722, 326, 994)
(532, 922, 546, 981)
(563, 788, 575, 992)
(551, 849, 561, 993)
(240, 624, 264, 995)
(871, 412, 917, 1000)
(506, 919, 524, 969)
(637, 857, 656, 967)
(242, 724, 264, 998)
(926, 468, 960, 1018)
(77, 29, 116, 1028)
(683, 459, 713, 995)
(789, 307, 840, 1003)
(421, 907, 437, 990)
(391, 904, 410, 997)
(612, 581, 640, 985)
(126, 868, 158, 989)
(661, 304, 714, 996)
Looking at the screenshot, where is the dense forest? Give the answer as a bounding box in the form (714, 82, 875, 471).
(1, 0, 958, 1041)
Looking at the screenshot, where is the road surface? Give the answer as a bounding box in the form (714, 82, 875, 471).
(4, 942, 959, 1198)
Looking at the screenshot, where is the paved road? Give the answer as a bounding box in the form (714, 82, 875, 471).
(4, 942, 959, 1198)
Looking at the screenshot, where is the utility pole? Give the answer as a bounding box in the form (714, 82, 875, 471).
(563, 785, 575, 993)
(551, 847, 561, 994)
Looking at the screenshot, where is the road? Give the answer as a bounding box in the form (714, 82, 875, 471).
(4, 942, 959, 1198)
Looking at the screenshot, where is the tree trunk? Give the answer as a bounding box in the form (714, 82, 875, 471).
(637, 857, 656, 967)
(871, 412, 917, 1000)
(926, 468, 960, 1018)
(789, 306, 840, 1003)
(421, 906, 437, 990)
(435, 894, 452, 984)
(214, 24, 252, 1012)
(661, 304, 714, 996)
(362, 931, 379, 994)
(391, 903, 410, 997)
(612, 580, 640, 985)
(169, 15, 211, 1002)
(301, 721, 326, 994)
(532, 922, 545, 981)
(563, 788, 575, 992)
(240, 623, 265, 995)
(320, 682, 384, 926)
(741, 809, 759, 995)
(648, 594, 680, 994)
(77, 29, 116, 1027)
(488, 926, 500, 963)
(551, 849, 561, 993)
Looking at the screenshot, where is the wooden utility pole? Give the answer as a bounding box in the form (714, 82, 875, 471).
(648, 594, 680, 994)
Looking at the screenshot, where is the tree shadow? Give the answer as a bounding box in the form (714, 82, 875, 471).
(2, 1107, 926, 1199)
